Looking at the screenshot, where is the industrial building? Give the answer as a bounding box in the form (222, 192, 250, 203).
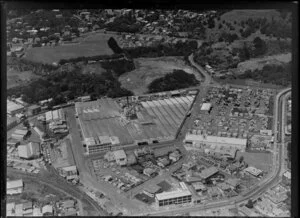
(244, 166, 263, 177)
(143, 184, 162, 197)
(200, 103, 212, 114)
(18, 142, 40, 159)
(78, 95, 91, 102)
(27, 105, 41, 116)
(76, 96, 195, 154)
(7, 116, 18, 130)
(39, 98, 53, 106)
(155, 189, 192, 207)
(11, 129, 29, 141)
(7, 100, 24, 117)
(7, 179, 23, 195)
(45, 109, 65, 123)
(113, 149, 127, 166)
(198, 166, 219, 180)
(60, 165, 78, 181)
(184, 131, 247, 152)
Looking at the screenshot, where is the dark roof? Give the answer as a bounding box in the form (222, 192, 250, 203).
(28, 104, 40, 110)
(143, 184, 161, 194)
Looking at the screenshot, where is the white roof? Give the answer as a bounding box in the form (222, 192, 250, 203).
(7, 100, 24, 113)
(98, 135, 111, 144)
(245, 166, 262, 175)
(156, 190, 191, 201)
(201, 103, 212, 111)
(18, 145, 30, 158)
(6, 202, 15, 211)
(113, 150, 127, 159)
(7, 179, 23, 189)
(185, 133, 247, 146)
(110, 136, 120, 145)
(62, 165, 77, 172)
(283, 171, 291, 179)
(42, 205, 53, 214)
(14, 129, 28, 135)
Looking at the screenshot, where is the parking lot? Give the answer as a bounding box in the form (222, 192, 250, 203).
(193, 86, 275, 138)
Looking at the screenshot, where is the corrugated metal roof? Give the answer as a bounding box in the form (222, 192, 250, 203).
(185, 134, 247, 146)
(7, 179, 23, 189)
(156, 190, 191, 201)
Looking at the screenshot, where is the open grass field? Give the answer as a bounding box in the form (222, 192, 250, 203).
(7, 68, 41, 89)
(236, 150, 273, 172)
(118, 56, 202, 95)
(236, 53, 291, 73)
(23, 32, 115, 64)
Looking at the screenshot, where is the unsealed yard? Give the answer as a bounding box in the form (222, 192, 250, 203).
(236, 151, 273, 172)
(119, 56, 202, 95)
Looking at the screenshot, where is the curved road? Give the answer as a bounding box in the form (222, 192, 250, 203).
(137, 87, 291, 216)
(7, 168, 108, 216)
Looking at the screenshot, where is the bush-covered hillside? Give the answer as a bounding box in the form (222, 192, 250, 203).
(7, 70, 133, 105)
(148, 69, 199, 93)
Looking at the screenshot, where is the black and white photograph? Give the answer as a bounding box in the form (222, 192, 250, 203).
(3, 2, 297, 217)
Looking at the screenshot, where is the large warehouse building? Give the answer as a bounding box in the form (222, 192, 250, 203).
(155, 189, 192, 207)
(184, 131, 247, 152)
(76, 95, 195, 154)
(7, 100, 24, 117)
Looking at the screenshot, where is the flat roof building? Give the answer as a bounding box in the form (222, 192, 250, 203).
(199, 166, 219, 180)
(143, 184, 162, 197)
(7, 100, 24, 116)
(155, 189, 192, 207)
(184, 132, 247, 152)
(244, 166, 263, 177)
(45, 109, 65, 123)
(76, 97, 195, 154)
(7, 116, 18, 130)
(42, 205, 53, 215)
(27, 104, 41, 116)
(7, 179, 23, 195)
(18, 142, 40, 159)
(200, 103, 212, 111)
(113, 149, 127, 166)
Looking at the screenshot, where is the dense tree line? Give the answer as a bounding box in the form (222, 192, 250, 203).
(8, 57, 59, 76)
(107, 37, 124, 54)
(237, 62, 291, 86)
(7, 69, 133, 105)
(148, 69, 199, 93)
(260, 18, 292, 39)
(105, 13, 142, 33)
(58, 53, 125, 65)
(219, 32, 239, 43)
(124, 40, 198, 58)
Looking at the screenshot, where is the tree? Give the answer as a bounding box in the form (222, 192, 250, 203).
(239, 156, 244, 163)
(246, 199, 254, 208)
(107, 37, 123, 54)
(252, 36, 267, 56)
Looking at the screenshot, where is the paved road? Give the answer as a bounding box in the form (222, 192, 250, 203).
(7, 168, 107, 216)
(136, 87, 291, 216)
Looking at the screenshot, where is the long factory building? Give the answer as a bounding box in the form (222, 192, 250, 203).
(184, 131, 248, 152)
(75, 95, 196, 154)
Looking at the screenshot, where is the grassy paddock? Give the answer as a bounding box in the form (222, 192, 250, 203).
(23, 33, 115, 64)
